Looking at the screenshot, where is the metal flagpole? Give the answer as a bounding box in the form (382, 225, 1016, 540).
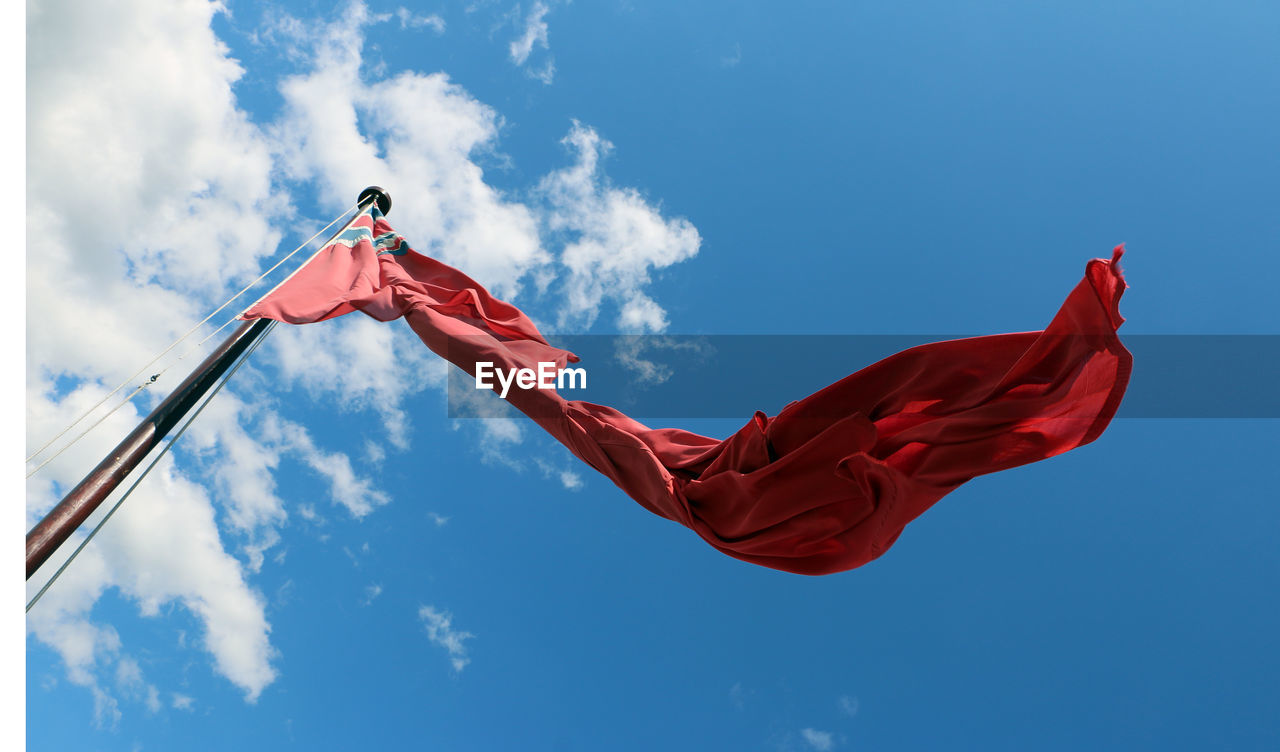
(25, 187, 393, 580)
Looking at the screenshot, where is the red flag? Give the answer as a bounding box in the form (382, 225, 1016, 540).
(245, 206, 1131, 575)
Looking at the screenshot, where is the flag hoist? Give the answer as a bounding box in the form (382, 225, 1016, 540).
(25, 188, 393, 582)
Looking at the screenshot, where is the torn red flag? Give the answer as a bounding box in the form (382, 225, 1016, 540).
(244, 205, 1131, 575)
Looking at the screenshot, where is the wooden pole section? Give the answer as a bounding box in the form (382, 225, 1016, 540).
(26, 187, 392, 580)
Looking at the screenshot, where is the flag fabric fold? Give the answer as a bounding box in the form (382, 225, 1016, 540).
(244, 206, 1131, 575)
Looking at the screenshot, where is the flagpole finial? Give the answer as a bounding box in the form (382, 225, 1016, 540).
(359, 186, 392, 216)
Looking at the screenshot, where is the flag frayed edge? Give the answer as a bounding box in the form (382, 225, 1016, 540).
(1079, 243, 1133, 446)
(1086, 244, 1128, 331)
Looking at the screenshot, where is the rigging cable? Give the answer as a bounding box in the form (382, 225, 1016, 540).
(26, 320, 278, 613)
(25, 200, 361, 477)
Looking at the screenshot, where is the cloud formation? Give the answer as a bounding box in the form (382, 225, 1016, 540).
(419, 605, 475, 671)
(508, 1, 556, 83)
(396, 8, 445, 32)
(539, 123, 702, 333)
(801, 728, 835, 751)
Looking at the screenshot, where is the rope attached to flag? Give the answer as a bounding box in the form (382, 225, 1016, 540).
(25, 201, 362, 478)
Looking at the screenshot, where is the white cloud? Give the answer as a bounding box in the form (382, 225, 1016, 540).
(343, 546, 364, 568)
(92, 686, 122, 730)
(612, 335, 712, 385)
(361, 584, 384, 606)
(172, 693, 195, 711)
(258, 413, 391, 518)
(474, 417, 526, 465)
(419, 605, 475, 672)
(114, 658, 162, 715)
(532, 458, 584, 490)
(397, 8, 445, 32)
(838, 695, 859, 717)
(801, 728, 835, 752)
(181, 387, 387, 558)
(183, 393, 288, 535)
(113, 655, 142, 688)
(508, 2, 548, 64)
(508, 1, 556, 82)
(146, 685, 163, 714)
(538, 122, 702, 333)
(428, 512, 450, 526)
(364, 440, 388, 465)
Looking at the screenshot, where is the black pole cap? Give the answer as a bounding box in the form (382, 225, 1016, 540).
(358, 186, 392, 216)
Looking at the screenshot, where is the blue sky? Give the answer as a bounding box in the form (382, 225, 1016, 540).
(19, 1, 1280, 750)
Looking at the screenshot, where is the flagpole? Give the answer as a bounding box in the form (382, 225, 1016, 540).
(25, 187, 393, 580)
